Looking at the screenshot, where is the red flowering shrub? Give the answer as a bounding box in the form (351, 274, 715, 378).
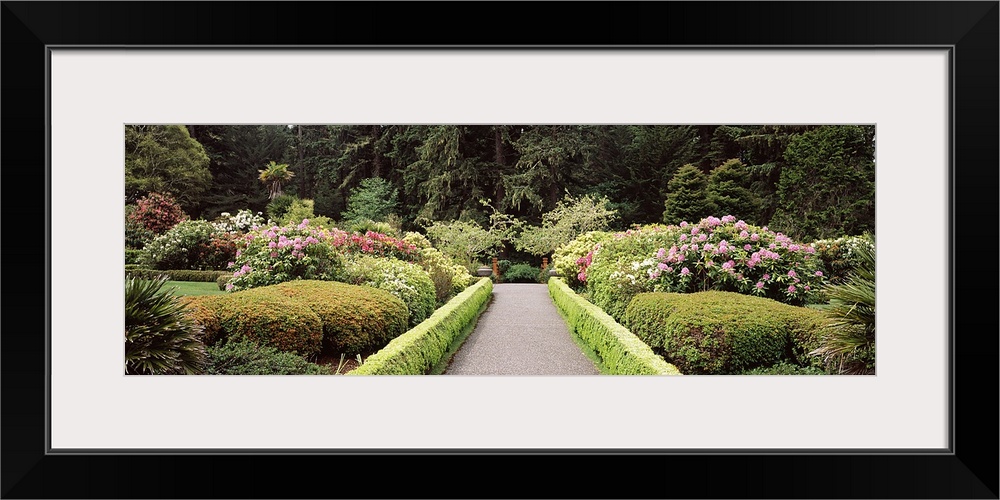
(129, 192, 187, 235)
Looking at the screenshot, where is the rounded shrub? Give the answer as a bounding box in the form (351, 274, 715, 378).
(338, 255, 435, 327)
(178, 295, 225, 345)
(138, 220, 217, 270)
(585, 217, 827, 321)
(551, 230, 613, 288)
(212, 209, 268, 234)
(130, 192, 188, 235)
(266, 194, 298, 221)
(207, 339, 333, 375)
(183, 280, 409, 356)
(125, 275, 208, 375)
(584, 225, 678, 321)
(624, 291, 830, 374)
(259, 280, 409, 355)
(403, 231, 473, 303)
(216, 273, 233, 291)
(503, 263, 540, 283)
(200, 291, 325, 357)
(226, 222, 343, 292)
(125, 204, 155, 249)
(809, 234, 875, 284)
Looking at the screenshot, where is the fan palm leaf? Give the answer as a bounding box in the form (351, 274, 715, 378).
(125, 275, 208, 375)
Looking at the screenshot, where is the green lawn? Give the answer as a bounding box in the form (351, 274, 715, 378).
(164, 280, 227, 296)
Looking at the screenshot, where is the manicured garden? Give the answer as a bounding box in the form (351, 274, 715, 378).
(125, 124, 876, 376)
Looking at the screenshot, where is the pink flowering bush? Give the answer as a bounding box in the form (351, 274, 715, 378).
(551, 231, 613, 288)
(324, 228, 418, 262)
(225, 219, 419, 292)
(129, 192, 188, 235)
(226, 222, 343, 292)
(583, 216, 826, 321)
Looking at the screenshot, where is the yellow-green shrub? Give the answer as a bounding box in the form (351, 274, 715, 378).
(548, 278, 681, 375)
(624, 291, 829, 374)
(349, 278, 492, 375)
(337, 256, 435, 327)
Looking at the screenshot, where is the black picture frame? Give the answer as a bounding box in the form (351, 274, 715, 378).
(3, 2, 997, 498)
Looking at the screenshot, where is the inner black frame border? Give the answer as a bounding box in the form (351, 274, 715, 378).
(3, 2, 996, 498)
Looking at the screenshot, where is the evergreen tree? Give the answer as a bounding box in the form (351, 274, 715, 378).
(125, 125, 211, 213)
(341, 176, 399, 223)
(706, 158, 760, 223)
(662, 164, 716, 224)
(770, 125, 875, 240)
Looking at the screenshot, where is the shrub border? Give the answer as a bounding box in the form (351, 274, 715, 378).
(348, 278, 493, 375)
(126, 268, 232, 282)
(548, 278, 681, 375)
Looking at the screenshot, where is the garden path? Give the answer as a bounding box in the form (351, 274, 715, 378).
(443, 283, 600, 375)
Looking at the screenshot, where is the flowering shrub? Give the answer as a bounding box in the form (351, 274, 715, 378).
(226, 221, 343, 292)
(403, 232, 473, 302)
(212, 209, 268, 234)
(201, 231, 242, 270)
(551, 231, 613, 288)
(584, 217, 826, 320)
(225, 220, 419, 293)
(139, 220, 218, 270)
(125, 204, 155, 249)
(326, 228, 418, 262)
(337, 255, 436, 327)
(129, 192, 187, 235)
(582, 224, 678, 320)
(809, 234, 875, 284)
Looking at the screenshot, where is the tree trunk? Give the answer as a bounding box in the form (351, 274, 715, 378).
(371, 125, 383, 178)
(494, 126, 506, 204)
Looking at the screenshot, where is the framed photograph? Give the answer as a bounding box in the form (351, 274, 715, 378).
(3, 2, 996, 498)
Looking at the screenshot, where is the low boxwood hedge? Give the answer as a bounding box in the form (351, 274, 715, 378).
(623, 291, 830, 375)
(548, 278, 681, 375)
(348, 277, 493, 375)
(216, 273, 233, 290)
(181, 280, 409, 358)
(127, 268, 231, 282)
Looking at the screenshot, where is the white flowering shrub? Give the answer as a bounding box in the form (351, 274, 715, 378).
(337, 255, 436, 327)
(139, 220, 218, 270)
(212, 209, 269, 234)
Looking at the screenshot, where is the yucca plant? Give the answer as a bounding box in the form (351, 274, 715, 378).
(125, 275, 208, 375)
(810, 232, 875, 374)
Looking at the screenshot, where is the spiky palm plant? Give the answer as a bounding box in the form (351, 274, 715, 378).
(258, 161, 294, 200)
(125, 275, 208, 375)
(810, 232, 875, 374)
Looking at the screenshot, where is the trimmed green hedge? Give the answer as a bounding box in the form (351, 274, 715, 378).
(623, 291, 830, 375)
(348, 277, 493, 375)
(127, 268, 231, 282)
(548, 278, 681, 375)
(181, 280, 409, 357)
(216, 273, 233, 290)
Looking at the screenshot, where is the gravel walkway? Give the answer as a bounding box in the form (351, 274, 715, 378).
(444, 283, 600, 375)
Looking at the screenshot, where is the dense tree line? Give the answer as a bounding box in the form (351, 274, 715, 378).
(126, 124, 875, 242)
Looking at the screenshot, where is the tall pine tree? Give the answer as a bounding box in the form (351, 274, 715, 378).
(663, 164, 716, 225)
